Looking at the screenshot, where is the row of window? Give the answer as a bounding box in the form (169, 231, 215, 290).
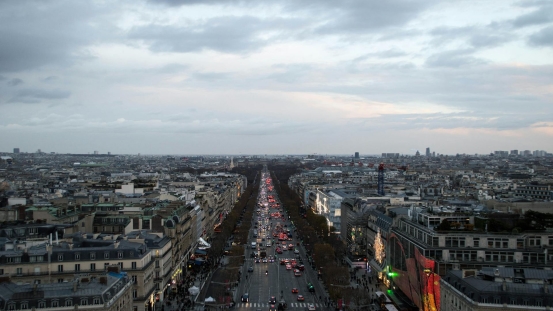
(58, 252, 127, 261)
(6, 298, 102, 310)
(58, 261, 138, 272)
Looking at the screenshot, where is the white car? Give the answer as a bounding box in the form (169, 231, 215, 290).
(307, 304, 316, 311)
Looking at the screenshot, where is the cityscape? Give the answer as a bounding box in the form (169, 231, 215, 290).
(1, 1, 553, 311)
(1, 150, 553, 311)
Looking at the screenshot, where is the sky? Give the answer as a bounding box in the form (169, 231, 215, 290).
(0, 0, 552, 156)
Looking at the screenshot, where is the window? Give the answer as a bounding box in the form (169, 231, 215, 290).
(104, 263, 110, 270)
(52, 301, 59, 308)
(91, 263, 96, 271)
(58, 279, 64, 283)
(445, 237, 466, 248)
(75, 264, 80, 272)
(155, 260, 160, 268)
(58, 265, 63, 272)
(133, 290, 138, 298)
(65, 300, 73, 307)
(118, 252, 123, 259)
(517, 239, 525, 249)
(58, 254, 63, 261)
(16, 268, 22, 275)
(30, 256, 36, 262)
(132, 262, 137, 269)
(93, 298, 101, 305)
(487, 238, 509, 249)
(75, 253, 80, 260)
(7, 304, 15, 310)
(37, 255, 43, 262)
(81, 299, 88, 306)
(81, 222, 85, 227)
(473, 238, 480, 247)
(132, 275, 137, 283)
(90, 253, 96, 260)
(21, 302, 28, 309)
(104, 252, 110, 259)
(38, 301, 45, 308)
(0, 268, 3, 274)
(529, 237, 541, 246)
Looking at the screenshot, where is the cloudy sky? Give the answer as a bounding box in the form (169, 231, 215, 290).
(1, 0, 552, 155)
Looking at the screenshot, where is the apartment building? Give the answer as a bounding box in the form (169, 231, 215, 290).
(0, 233, 158, 311)
(0, 273, 133, 311)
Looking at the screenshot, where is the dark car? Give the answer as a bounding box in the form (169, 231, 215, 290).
(269, 296, 276, 304)
(248, 266, 254, 272)
(241, 294, 249, 302)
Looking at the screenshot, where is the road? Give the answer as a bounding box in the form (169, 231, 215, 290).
(233, 168, 327, 311)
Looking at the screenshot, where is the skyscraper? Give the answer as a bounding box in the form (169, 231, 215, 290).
(426, 147, 430, 157)
(354, 152, 359, 159)
(13, 148, 20, 154)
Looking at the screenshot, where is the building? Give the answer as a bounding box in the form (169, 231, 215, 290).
(426, 148, 430, 157)
(515, 184, 551, 200)
(440, 267, 553, 310)
(0, 234, 157, 311)
(0, 273, 133, 311)
(13, 148, 19, 154)
(354, 152, 359, 159)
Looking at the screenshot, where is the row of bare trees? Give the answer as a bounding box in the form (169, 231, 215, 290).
(269, 165, 371, 310)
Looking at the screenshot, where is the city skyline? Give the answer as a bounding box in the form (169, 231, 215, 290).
(1, 0, 552, 155)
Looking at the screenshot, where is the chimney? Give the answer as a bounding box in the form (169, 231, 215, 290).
(502, 280, 507, 291)
(73, 280, 79, 292)
(114, 241, 120, 249)
(494, 269, 500, 277)
(33, 283, 38, 295)
(68, 243, 73, 250)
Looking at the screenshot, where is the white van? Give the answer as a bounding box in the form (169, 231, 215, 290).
(251, 242, 256, 249)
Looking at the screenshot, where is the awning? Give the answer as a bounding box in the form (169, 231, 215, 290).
(198, 237, 211, 249)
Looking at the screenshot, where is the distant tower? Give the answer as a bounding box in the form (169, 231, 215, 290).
(354, 152, 359, 159)
(13, 148, 20, 154)
(229, 157, 235, 170)
(415, 150, 420, 156)
(94, 151, 99, 155)
(378, 163, 385, 195)
(426, 147, 430, 157)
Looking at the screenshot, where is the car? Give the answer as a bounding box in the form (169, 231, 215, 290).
(269, 296, 276, 304)
(294, 269, 301, 277)
(297, 295, 304, 301)
(255, 258, 261, 263)
(307, 283, 315, 292)
(291, 288, 298, 294)
(298, 264, 305, 271)
(241, 294, 249, 302)
(267, 242, 271, 247)
(269, 304, 276, 311)
(248, 266, 254, 272)
(286, 264, 292, 270)
(294, 249, 299, 254)
(262, 257, 268, 263)
(307, 304, 316, 311)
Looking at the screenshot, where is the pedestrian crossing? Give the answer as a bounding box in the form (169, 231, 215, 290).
(234, 302, 323, 308)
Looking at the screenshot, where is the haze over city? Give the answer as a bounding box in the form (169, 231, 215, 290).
(1, 0, 552, 155)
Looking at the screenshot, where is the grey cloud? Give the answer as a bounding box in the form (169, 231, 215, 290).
(429, 25, 512, 49)
(148, 0, 437, 37)
(309, 0, 436, 35)
(0, 75, 6, 81)
(7, 78, 23, 87)
(512, 2, 553, 28)
(8, 88, 71, 104)
(128, 16, 277, 53)
(425, 49, 487, 68)
(0, 1, 117, 72)
(528, 25, 553, 47)
(43, 76, 59, 82)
